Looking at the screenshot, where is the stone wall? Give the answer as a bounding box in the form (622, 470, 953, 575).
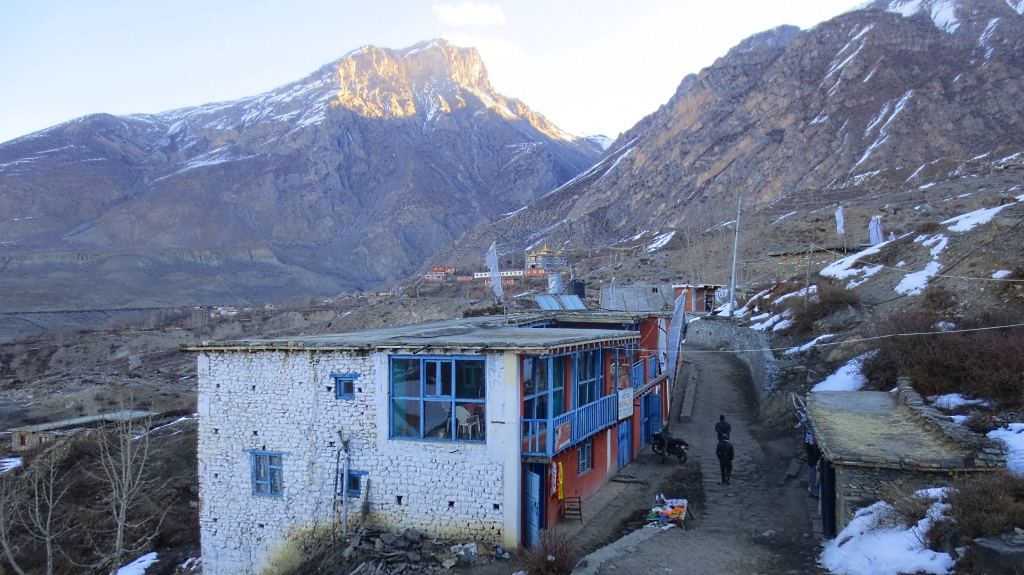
(196, 349, 516, 575)
(833, 465, 956, 530)
(684, 317, 779, 400)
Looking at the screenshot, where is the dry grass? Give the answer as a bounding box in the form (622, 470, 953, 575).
(925, 472, 1024, 551)
(861, 310, 1024, 408)
(513, 532, 580, 575)
(777, 276, 860, 332)
(878, 482, 939, 528)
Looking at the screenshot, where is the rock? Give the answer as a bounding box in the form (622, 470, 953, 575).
(972, 533, 1024, 574)
(421, 540, 435, 553)
(404, 528, 422, 542)
(441, 557, 458, 569)
(406, 551, 421, 562)
(434, 552, 455, 564)
(374, 538, 385, 551)
(380, 532, 396, 545)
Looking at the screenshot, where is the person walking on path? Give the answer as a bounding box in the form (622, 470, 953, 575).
(715, 414, 731, 440)
(716, 436, 734, 485)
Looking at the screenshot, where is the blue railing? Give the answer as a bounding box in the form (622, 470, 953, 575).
(630, 361, 644, 389)
(521, 395, 618, 457)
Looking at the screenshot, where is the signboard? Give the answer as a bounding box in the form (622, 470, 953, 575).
(554, 420, 572, 452)
(618, 388, 634, 420)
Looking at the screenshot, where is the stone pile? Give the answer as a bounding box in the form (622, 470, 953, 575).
(339, 527, 500, 575)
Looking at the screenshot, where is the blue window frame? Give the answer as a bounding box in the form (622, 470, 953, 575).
(390, 357, 486, 442)
(575, 350, 602, 408)
(333, 373, 359, 399)
(340, 470, 368, 497)
(250, 451, 284, 497)
(523, 355, 568, 420)
(578, 439, 593, 474)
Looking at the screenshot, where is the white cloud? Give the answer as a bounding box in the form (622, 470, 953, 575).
(434, 2, 506, 27)
(442, 34, 524, 63)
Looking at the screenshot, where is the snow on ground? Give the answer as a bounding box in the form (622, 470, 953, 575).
(646, 230, 675, 252)
(772, 319, 793, 331)
(895, 261, 942, 295)
(751, 310, 793, 331)
(811, 352, 876, 392)
(927, 393, 988, 409)
(988, 424, 1024, 474)
(117, 552, 158, 575)
(0, 457, 22, 473)
(785, 334, 836, 355)
(942, 203, 1014, 232)
(773, 285, 817, 305)
(821, 241, 890, 286)
(820, 488, 954, 575)
(993, 269, 1013, 279)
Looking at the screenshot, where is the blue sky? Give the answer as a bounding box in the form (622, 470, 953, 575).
(0, 0, 867, 143)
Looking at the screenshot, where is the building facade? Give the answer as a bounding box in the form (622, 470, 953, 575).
(186, 312, 671, 575)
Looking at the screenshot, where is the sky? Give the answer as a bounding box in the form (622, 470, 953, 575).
(0, 0, 869, 144)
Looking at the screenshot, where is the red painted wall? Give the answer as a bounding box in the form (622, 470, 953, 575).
(544, 429, 613, 527)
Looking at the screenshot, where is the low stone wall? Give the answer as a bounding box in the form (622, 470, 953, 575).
(684, 317, 780, 401)
(833, 465, 955, 529)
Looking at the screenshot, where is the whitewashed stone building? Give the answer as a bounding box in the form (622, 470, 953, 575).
(184, 313, 668, 575)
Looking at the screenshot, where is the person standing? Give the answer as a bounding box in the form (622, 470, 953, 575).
(715, 414, 731, 440)
(716, 436, 734, 485)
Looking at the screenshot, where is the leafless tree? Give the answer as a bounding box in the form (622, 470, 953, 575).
(22, 452, 76, 575)
(91, 402, 166, 575)
(0, 473, 27, 575)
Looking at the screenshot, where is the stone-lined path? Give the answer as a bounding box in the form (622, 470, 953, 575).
(587, 347, 826, 575)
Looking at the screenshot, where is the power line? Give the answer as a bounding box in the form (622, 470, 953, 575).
(680, 321, 1024, 354)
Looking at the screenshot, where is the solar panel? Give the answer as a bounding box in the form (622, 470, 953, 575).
(558, 295, 587, 310)
(536, 295, 563, 310)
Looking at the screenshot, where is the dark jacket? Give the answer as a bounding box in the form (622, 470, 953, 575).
(716, 439, 734, 461)
(715, 420, 732, 439)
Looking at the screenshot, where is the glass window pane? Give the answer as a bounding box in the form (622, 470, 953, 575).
(256, 482, 269, 493)
(522, 357, 535, 397)
(537, 358, 549, 393)
(391, 399, 421, 438)
(343, 379, 354, 395)
(441, 362, 453, 396)
(423, 401, 451, 439)
(456, 360, 485, 399)
(552, 357, 565, 391)
(270, 469, 282, 493)
(456, 402, 485, 441)
(255, 455, 268, 480)
(269, 455, 282, 467)
(392, 359, 421, 397)
(524, 397, 536, 419)
(536, 394, 548, 420)
(425, 361, 439, 396)
(553, 389, 566, 417)
(347, 475, 360, 493)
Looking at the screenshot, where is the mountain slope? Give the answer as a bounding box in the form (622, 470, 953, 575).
(440, 0, 1024, 265)
(0, 40, 599, 310)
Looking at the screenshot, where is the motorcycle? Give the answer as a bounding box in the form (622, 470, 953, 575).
(651, 429, 689, 463)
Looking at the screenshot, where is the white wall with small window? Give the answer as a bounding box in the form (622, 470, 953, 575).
(196, 347, 521, 575)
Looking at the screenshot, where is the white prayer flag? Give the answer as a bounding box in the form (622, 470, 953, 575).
(485, 242, 503, 300)
(835, 207, 845, 235)
(869, 217, 884, 245)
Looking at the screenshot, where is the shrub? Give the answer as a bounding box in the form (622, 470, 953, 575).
(513, 532, 580, 575)
(879, 482, 938, 528)
(925, 472, 1024, 548)
(777, 276, 860, 333)
(463, 305, 503, 318)
(860, 309, 1024, 408)
(916, 221, 941, 234)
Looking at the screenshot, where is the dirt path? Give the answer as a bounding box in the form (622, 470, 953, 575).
(589, 346, 825, 575)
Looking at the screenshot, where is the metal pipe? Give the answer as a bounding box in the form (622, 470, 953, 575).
(728, 197, 742, 318)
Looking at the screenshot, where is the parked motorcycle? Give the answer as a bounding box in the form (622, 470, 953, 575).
(651, 429, 689, 463)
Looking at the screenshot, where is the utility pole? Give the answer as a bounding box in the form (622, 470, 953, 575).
(728, 196, 742, 318)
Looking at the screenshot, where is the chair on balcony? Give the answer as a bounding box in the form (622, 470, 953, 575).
(562, 496, 582, 523)
(456, 406, 481, 439)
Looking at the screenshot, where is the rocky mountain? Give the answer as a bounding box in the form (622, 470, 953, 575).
(440, 0, 1024, 268)
(0, 39, 600, 311)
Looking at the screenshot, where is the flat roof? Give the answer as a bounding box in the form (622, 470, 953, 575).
(807, 391, 973, 470)
(182, 315, 639, 353)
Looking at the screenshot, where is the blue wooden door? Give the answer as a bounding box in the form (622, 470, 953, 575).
(640, 395, 651, 446)
(650, 394, 663, 436)
(617, 420, 632, 469)
(524, 470, 541, 549)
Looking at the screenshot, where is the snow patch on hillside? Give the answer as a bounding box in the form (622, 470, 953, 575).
(886, 0, 961, 33)
(811, 352, 875, 392)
